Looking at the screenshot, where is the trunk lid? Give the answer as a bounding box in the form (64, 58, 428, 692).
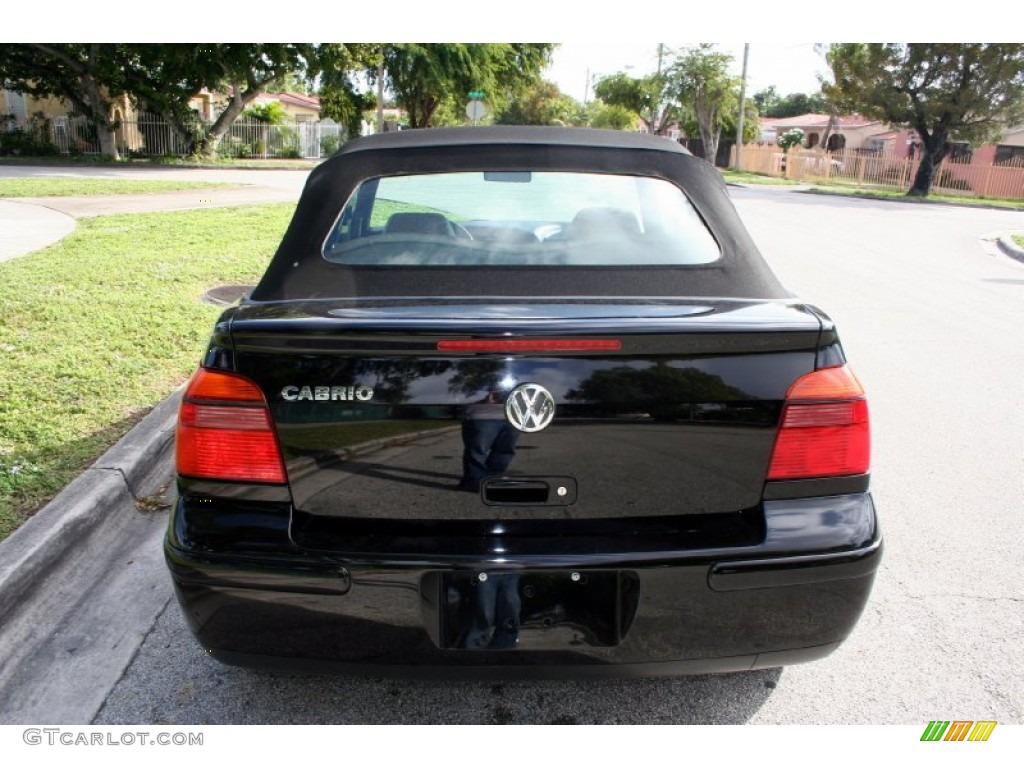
(226, 299, 822, 534)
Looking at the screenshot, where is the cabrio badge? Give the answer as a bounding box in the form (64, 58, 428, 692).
(505, 383, 556, 432)
(281, 385, 374, 402)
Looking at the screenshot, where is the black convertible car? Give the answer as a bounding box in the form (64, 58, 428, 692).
(165, 127, 880, 676)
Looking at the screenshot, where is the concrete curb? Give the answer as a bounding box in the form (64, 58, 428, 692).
(0, 389, 181, 723)
(997, 233, 1024, 263)
(798, 187, 1024, 212)
(0, 389, 180, 621)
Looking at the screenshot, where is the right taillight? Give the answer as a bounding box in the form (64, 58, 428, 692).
(767, 365, 870, 480)
(176, 368, 286, 484)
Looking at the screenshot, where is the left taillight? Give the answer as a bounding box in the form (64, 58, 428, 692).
(176, 368, 286, 484)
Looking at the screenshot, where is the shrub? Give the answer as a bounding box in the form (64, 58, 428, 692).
(777, 128, 805, 152)
(0, 112, 60, 156)
(320, 132, 343, 157)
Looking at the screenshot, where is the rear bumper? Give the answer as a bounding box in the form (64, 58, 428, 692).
(165, 492, 881, 677)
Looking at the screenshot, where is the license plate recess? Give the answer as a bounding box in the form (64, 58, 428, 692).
(436, 570, 639, 651)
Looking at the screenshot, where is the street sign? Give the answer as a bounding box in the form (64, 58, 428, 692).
(468, 90, 485, 99)
(465, 99, 487, 123)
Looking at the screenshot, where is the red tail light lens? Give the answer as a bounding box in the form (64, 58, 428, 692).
(767, 365, 870, 480)
(176, 368, 286, 484)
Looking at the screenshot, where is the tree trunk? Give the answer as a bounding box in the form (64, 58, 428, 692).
(96, 123, 119, 159)
(908, 128, 949, 197)
(81, 72, 119, 160)
(196, 83, 256, 158)
(698, 113, 720, 165)
(819, 112, 837, 153)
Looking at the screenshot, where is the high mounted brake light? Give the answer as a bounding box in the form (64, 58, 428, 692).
(767, 365, 870, 481)
(437, 339, 622, 353)
(176, 368, 286, 484)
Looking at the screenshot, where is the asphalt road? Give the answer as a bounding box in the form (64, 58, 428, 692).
(14, 173, 1021, 725)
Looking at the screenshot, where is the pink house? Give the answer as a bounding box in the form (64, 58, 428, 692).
(758, 113, 886, 151)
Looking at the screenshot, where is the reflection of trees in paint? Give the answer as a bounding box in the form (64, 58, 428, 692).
(567, 363, 753, 421)
(447, 359, 504, 398)
(355, 360, 453, 405)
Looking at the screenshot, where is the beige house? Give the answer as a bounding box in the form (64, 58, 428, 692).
(196, 90, 322, 122)
(2, 87, 137, 125)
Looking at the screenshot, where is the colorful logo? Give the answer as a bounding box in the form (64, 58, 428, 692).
(921, 721, 997, 742)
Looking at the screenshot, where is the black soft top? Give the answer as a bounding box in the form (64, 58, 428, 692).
(250, 127, 788, 302)
(333, 126, 692, 155)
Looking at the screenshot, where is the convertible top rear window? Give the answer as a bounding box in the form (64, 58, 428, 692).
(322, 172, 720, 267)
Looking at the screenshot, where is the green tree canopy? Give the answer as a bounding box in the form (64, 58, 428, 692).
(0, 44, 131, 158)
(494, 80, 583, 126)
(378, 44, 555, 129)
(0, 43, 375, 157)
(825, 43, 1024, 196)
(593, 71, 676, 134)
(753, 87, 827, 118)
(585, 101, 639, 131)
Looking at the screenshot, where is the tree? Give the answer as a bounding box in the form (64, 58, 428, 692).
(0, 44, 129, 158)
(721, 97, 760, 145)
(585, 101, 638, 131)
(753, 88, 827, 118)
(667, 45, 738, 164)
(190, 44, 320, 156)
(379, 44, 555, 129)
(318, 68, 377, 139)
(752, 86, 780, 117)
(593, 71, 676, 134)
(135, 44, 375, 157)
(825, 44, 1024, 196)
(494, 80, 582, 126)
(0, 44, 375, 158)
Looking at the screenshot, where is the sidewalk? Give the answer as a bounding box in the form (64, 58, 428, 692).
(0, 181, 299, 262)
(0, 200, 76, 263)
(0, 176, 304, 722)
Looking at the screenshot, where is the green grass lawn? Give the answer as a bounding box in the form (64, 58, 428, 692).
(806, 185, 1024, 210)
(0, 203, 294, 540)
(0, 178, 240, 197)
(1013, 235, 1024, 248)
(720, 170, 798, 186)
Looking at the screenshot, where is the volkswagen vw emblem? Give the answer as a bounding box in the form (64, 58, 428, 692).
(505, 383, 556, 433)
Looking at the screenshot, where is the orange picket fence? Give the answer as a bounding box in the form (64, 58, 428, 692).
(732, 144, 1024, 200)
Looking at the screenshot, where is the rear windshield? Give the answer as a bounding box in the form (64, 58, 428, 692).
(322, 171, 720, 267)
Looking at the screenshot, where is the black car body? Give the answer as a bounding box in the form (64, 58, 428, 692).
(165, 127, 880, 676)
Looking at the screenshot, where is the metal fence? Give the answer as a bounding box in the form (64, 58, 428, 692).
(2, 113, 345, 159)
(733, 143, 1024, 199)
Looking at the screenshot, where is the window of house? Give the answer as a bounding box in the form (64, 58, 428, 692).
(948, 142, 973, 163)
(994, 145, 1024, 167)
(3, 89, 27, 122)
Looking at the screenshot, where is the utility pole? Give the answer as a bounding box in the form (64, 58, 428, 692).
(734, 43, 750, 170)
(653, 43, 664, 135)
